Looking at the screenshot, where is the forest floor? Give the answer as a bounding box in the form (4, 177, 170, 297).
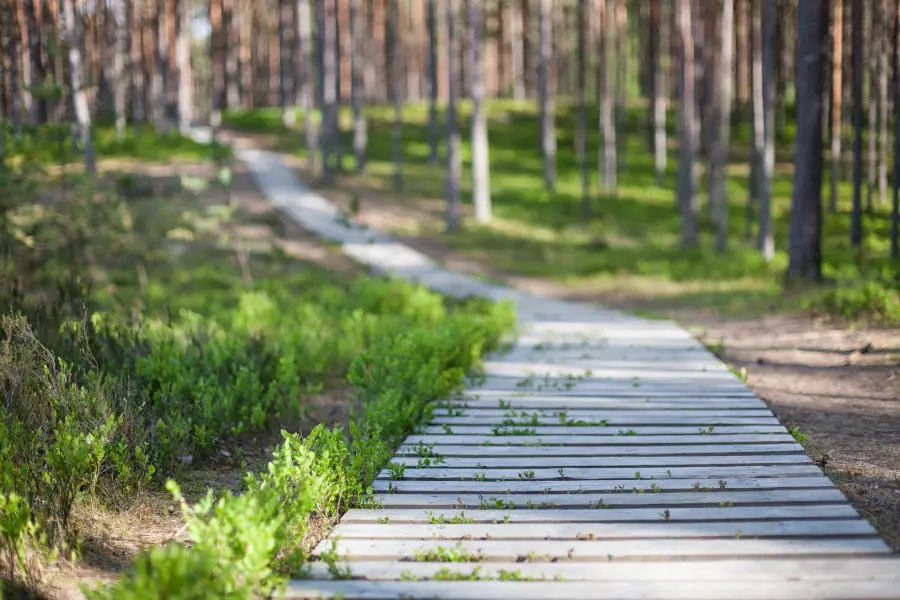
(217, 120, 900, 553)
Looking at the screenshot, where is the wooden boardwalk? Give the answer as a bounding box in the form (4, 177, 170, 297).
(220, 142, 900, 599)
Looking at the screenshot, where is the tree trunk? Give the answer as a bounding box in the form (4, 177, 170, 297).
(27, 0, 47, 123)
(350, 0, 365, 172)
(712, 0, 734, 253)
(17, 0, 34, 124)
(427, 0, 438, 164)
(210, 0, 225, 126)
(388, 0, 402, 189)
(577, 0, 590, 216)
(538, 0, 556, 191)
(747, 0, 763, 239)
(787, 0, 826, 283)
(114, 0, 128, 139)
(176, 0, 192, 133)
(9, 7, 21, 137)
(757, 0, 775, 260)
(130, 0, 145, 123)
(600, 0, 616, 191)
(281, 0, 296, 124)
(152, 0, 169, 131)
(867, 1, 878, 212)
(878, 0, 888, 206)
(676, 0, 697, 247)
(511, 0, 525, 100)
(62, 0, 96, 173)
(830, 0, 843, 212)
(851, 0, 863, 247)
(445, 0, 461, 231)
(321, 0, 336, 182)
(297, 0, 317, 169)
(893, 0, 900, 260)
(468, 0, 491, 223)
(333, 0, 343, 170)
(239, 0, 252, 108)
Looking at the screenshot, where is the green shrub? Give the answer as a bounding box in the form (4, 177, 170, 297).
(814, 279, 900, 325)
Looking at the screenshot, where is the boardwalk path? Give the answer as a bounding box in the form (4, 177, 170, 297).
(230, 145, 900, 599)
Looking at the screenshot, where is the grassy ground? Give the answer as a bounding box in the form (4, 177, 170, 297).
(224, 100, 898, 322)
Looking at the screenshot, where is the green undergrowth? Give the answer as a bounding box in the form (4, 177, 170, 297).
(0, 135, 514, 597)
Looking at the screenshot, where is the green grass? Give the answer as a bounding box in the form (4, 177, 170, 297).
(225, 99, 900, 322)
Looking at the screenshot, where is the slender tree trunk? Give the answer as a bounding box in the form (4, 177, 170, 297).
(787, 0, 825, 283)
(676, 0, 697, 247)
(734, 0, 748, 121)
(151, 0, 169, 131)
(712, 0, 734, 253)
(27, 0, 47, 123)
(867, 1, 878, 212)
(577, 0, 590, 216)
(468, 0, 491, 222)
(16, 0, 34, 124)
(114, 0, 128, 139)
(239, 0, 252, 108)
(62, 0, 95, 173)
(538, 0, 556, 191)
(280, 0, 296, 124)
(893, 1, 900, 260)
(747, 0, 763, 239)
(297, 0, 317, 169)
(321, 0, 336, 182)
(333, 0, 343, 170)
(445, 0, 461, 231)
(210, 0, 225, 129)
(350, 0, 365, 172)
(757, 0, 775, 260)
(600, 0, 616, 191)
(176, 0, 192, 133)
(851, 0, 863, 247)
(9, 9, 21, 137)
(389, 0, 402, 189)
(652, 0, 668, 185)
(427, 0, 438, 164)
(830, 0, 843, 212)
(129, 0, 145, 123)
(878, 0, 889, 206)
(511, 0, 525, 100)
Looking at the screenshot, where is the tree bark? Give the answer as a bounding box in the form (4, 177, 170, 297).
(210, 0, 225, 125)
(757, 0, 775, 260)
(600, 0, 616, 191)
(62, 0, 96, 173)
(577, 0, 590, 216)
(427, 0, 438, 164)
(114, 0, 128, 139)
(176, 0, 192, 133)
(350, 0, 365, 172)
(281, 0, 296, 124)
(893, 0, 900, 260)
(9, 6, 21, 136)
(851, 0, 863, 247)
(130, 0, 145, 123)
(16, 0, 34, 124)
(321, 0, 336, 182)
(152, 0, 169, 131)
(830, 0, 843, 212)
(333, 0, 342, 170)
(867, 0, 878, 212)
(468, 0, 491, 223)
(787, 0, 826, 283)
(511, 0, 525, 100)
(676, 0, 697, 247)
(445, 0, 461, 231)
(538, 0, 556, 191)
(712, 0, 734, 253)
(649, 0, 667, 185)
(747, 0, 763, 239)
(297, 0, 317, 169)
(388, 0, 402, 189)
(878, 0, 888, 206)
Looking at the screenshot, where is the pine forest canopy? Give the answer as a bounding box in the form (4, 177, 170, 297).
(1, 0, 898, 283)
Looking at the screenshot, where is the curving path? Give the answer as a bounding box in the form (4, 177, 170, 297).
(225, 143, 900, 599)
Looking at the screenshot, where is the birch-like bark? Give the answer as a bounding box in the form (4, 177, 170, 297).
(538, 0, 556, 191)
(676, 0, 697, 247)
(445, 0, 461, 231)
(63, 0, 96, 173)
(350, 0, 366, 172)
(427, 0, 438, 164)
(757, 0, 775, 260)
(469, 0, 491, 223)
(712, 0, 734, 252)
(113, 0, 128, 139)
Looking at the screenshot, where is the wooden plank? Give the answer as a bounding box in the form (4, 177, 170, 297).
(455, 398, 768, 410)
(404, 434, 795, 447)
(331, 519, 878, 541)
(421, 425, 788, 436)
(299, 558, 900, 583)
(473, 379, 754, 395)
(390, 454, 813, 469)
(482, 363, 742, 381)
(375, 488, 847, 509)
(397, 443, 804, 458)
(283, 578, 900, 599)
(325, 537, 891, 561)
(371, 476, 832, 495)
(434, 408, 772, 419)
(430, 415, 782, 426)
(381, 464, 826, 481)
(341, 505, 863, 524)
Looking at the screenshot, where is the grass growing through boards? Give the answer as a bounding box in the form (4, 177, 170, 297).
(0, 126, 515, 597)
(225, 100, 900, 325)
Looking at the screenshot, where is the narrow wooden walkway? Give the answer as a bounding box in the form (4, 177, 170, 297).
(223, 143, 900, 599)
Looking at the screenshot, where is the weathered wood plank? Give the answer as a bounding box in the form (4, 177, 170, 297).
(330, 519, 877, 541)
(472, 379, 755, 395)
(404, 434, 795, 447)
(434, 408, 773, 418)
(282, 578, 900, 599)
(430, 415, 782, 426)
(481, 363, 742, 381)
(375, 488, 847, 509)
(381, 464, 825, 481)
(421, 425, 787, 436)
(341, 505, 863, 524)
(326, 537, 891, 561)
(454, 398, 767, 410)
(390, 453, 813, 469)
(397, 443, 804, 458)
(299, 558, 900, 583)
(371, 476, 832, 495)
